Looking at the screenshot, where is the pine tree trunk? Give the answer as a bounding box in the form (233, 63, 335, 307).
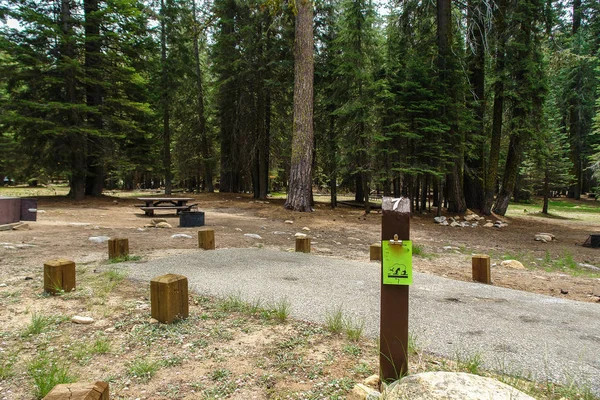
(62, 0, 86, 200)
(542, 169, 549, 214)
(568, 0, 582, 200)
(160, 0, 172, 195)
(84, 0, 104, 197)
(328, 113, 337, 208)
(482, 0, 507, 215)
(192, 0, 214, 193)
(493, 134, 523, 215)
(284, 0, 314, 212)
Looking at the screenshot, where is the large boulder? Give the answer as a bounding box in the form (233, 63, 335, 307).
(501, 260, 526, 270)
(384, 372, 534, 400)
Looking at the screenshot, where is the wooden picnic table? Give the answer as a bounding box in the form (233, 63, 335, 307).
(136, 197, 197, 216)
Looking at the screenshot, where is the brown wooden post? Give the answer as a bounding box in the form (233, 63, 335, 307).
(43, 381, 109, 400)
(380, 197, 410, 382)
(108, 238, 129, 259)
(44, 259, 76, 294)
(295, 237, 311, 253)
(370, 243, 381, 261)
(150, 274, 189, 324)
(198, 228, 215, 250)
(472, 254, 491, 284)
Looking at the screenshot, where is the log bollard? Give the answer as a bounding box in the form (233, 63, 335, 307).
(108, 238, 129, 259)
(198, 228, 215, 250)
(44, 259, 76, 294)
(43, 381, 109, 400)
(295, 237, 311, 253)
(472, 254, 491, 284)
(150, 274, 189, 324)
(370, 243, 381, 261)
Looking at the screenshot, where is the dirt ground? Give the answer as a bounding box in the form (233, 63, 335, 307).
(1, 192, 599, 303)
(1, 192, 599, 399)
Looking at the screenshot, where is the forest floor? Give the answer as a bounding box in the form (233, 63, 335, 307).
(0, 188, 599, 399)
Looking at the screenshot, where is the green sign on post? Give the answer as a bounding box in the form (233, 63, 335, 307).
(382, 240, 413, 285)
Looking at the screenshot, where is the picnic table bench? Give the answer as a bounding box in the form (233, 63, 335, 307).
(136, 197, 197, 216)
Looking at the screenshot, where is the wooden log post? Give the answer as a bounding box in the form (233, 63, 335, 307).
(150, 274, 189, 324)
(380, 197, 410, 382)
(108, 238, 129, 259)
(370, 243, 381, 261)
(472, 254, 491, 284)
(198, 228, 215, 250)
(44, 259, 76, 294)
(43, 381, 109, 400)
(295, 237, 311, 253)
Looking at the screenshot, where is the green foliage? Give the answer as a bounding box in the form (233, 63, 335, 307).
(126, 357, 161, 382)
(28, 353, 76, 399)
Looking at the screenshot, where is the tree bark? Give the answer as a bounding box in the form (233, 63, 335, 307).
(84, 0, 104, 196)
(493, 134, 523, 215)
(284, 0, 314, 212)
(160, 0, 172, 195)
(567, 0, 582, 200)
(542, 169, 549, 214)
(482, 0, 507, 215)
(62, 0, 86, 200)
(192, 0, 214, 193)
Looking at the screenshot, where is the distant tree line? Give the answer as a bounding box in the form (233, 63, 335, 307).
(0, 0, 598, 214)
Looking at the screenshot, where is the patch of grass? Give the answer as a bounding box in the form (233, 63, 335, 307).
(0, 289, 22, 303)
(22, 313, 56, 336)
(28, 353, 76, 399)
(408, 333, 419, 355)
(272, 297, 290, 322)
(126, 357, 161, 382)
(277, 336, 306, 350)
(92, 336, 111, 354)
(108, 254, 141, 264)
(344, 317, 364, 342)
(456, 351, 483, 375)
(0, 351, 17, 380)
(218, 293, 246, 313)
(209, 368, 231, 381)
(325, 306, 344, 334)
(103, 267, 128, 283)
(352, 362, 372, 375)
(343, 344, 362, 356)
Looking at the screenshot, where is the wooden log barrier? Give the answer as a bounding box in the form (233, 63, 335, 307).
(198, 228, 215, 250)
(370, 243, 381, 261)
(295, 237, 311, 253)
(472, 254, 491, 284)
(43, 381, 109, 400)
(44, 259, 76, 294)
(150, 274, 189, 324)
(108, 238, 129, 259)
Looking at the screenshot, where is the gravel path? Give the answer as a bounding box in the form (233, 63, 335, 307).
(122, 248, 600, 394)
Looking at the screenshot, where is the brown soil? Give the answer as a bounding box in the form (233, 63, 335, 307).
(0, 192, 599, 399)
(2, 192, 599, 303)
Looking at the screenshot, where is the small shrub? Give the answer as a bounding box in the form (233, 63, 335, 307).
(0, 352, 16, 379)
(272, 298, 290, 322)
(456, 351, 483, 375)
(210, 368, 231, 381)
(92, 337, 111, 354)
(344, 317, 364, 342)
(22, 313, 54, 336)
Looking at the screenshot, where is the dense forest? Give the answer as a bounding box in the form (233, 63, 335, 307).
(0, 0, 598, 215)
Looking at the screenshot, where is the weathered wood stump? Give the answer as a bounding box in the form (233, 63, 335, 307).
(150, 274, 189, 324)
(295, 237, 311, 253)
(198, 228, 215, 250)
(108, 238, 129, 259)
(43, 381, 109, 400)
(44, 259, 76, 294)
(472, 254, 491, 284)
(370, 243, 381, 261)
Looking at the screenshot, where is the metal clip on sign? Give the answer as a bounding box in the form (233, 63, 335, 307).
(389, 234, 403, 246)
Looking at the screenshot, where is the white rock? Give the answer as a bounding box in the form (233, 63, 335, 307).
(501, 260, 526, 270)
(0, 283, 7, 287)
(535, 234, 552, 243)
(443, 246, 459, 251)
(302, 227, 311, 231)
(235, 228, 243, 231)
(483, 222, 494, 228)
(464, 214, 478, 222)
(272, 231, 288, 235)
(450, 221, 461, 227)
(69, 222, 91, 227)
(3, 246, 16, 250)
(363, 375, 380, 389)
(284, 220, 294, 224)
(440, 221, 449, 226)
(171, 234, 192, 239)
(295, 233, 307, 238)
(37, 210, 46, 214)
(384, 372, 534, 400)
(244, 233, 263, 239)
(137, 228, 147, 232)
(434, 216, 447, 224)
(151, 218, 168, 225)
(349, 383, 381, 400)
(155, 222, 172, 229)
(88, 236, 110, 243)
(578, 263, 600, 271)
(71, 316, 95, 325)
